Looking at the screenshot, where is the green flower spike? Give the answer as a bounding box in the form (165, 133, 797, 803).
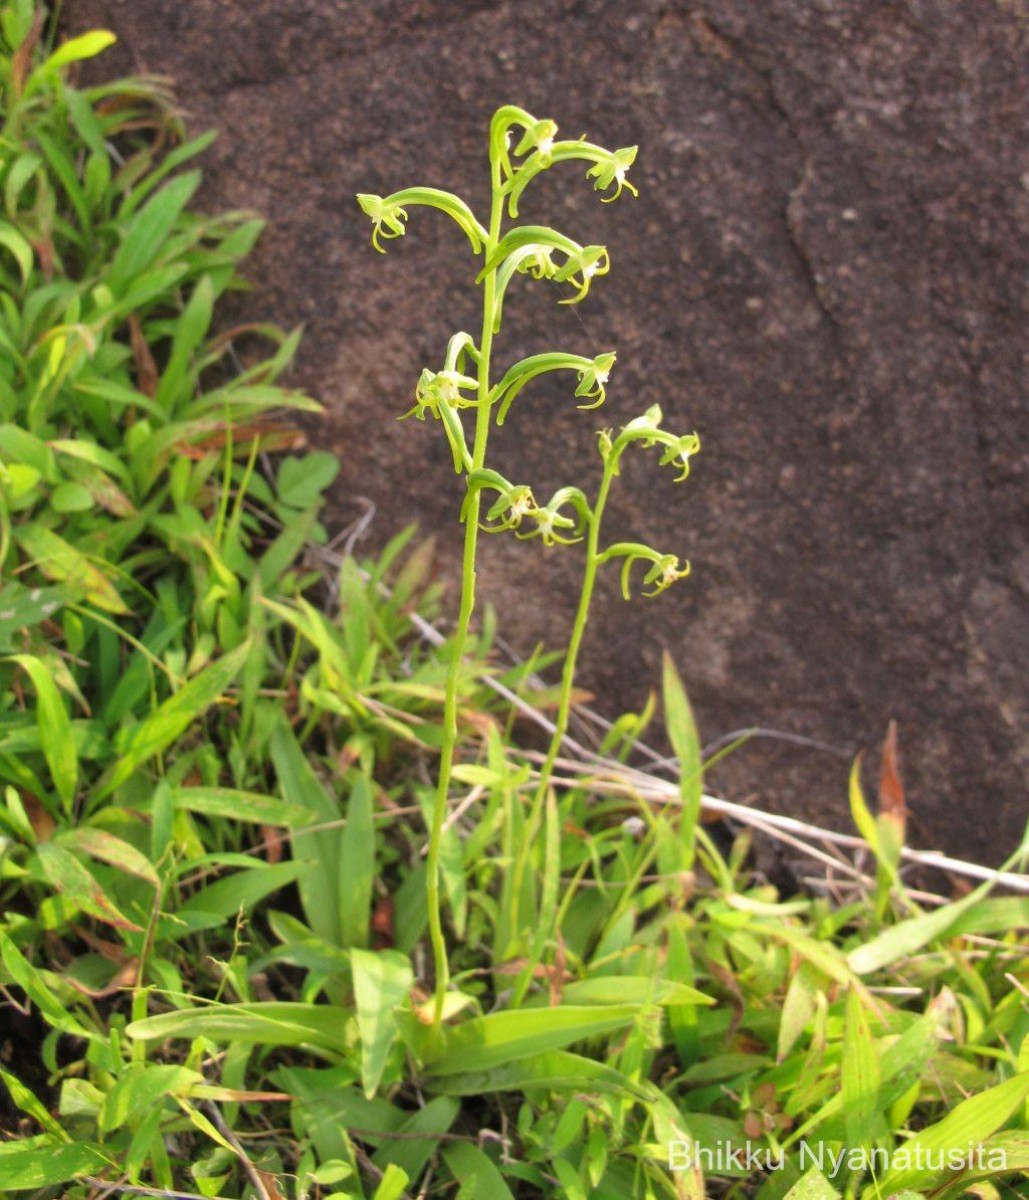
(358, 105, 693, 1035)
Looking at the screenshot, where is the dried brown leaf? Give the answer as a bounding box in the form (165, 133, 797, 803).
(128, 313, 158, 398)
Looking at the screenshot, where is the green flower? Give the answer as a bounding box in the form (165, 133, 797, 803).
(597, 541, 692, 599)
(553, 245, 610, 303)
(513, 118, 559, 164)
(487, 484, 537, 530)
(517, 246, 558, 281)
(574, 353, 616, 409)
(357, 193, 407, 253)
(586, 146, 639, 202)
(640, 553, 691, 597)
(517, 487, 591, 547)
(659, 432, 701, 482)
(406, 368, 479, 420)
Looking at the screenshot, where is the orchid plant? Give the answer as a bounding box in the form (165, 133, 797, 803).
(358, 105, 700, 1032)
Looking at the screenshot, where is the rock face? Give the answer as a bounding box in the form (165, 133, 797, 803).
(67, 0, 1027, 864)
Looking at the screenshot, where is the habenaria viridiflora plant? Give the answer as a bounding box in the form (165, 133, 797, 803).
(358, 105, 700, 1030)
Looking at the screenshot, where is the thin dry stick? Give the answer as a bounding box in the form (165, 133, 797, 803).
(203, 1101, 273, 1200)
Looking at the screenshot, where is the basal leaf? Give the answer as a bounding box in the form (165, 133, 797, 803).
(352, 948, 414, 1098)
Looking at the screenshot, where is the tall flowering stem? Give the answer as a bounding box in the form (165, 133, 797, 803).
(360, 106, 690, 1034)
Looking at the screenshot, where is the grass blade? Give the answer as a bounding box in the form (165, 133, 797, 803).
(340, 773, 375, 948)
(423, 1005, 641, 1077)
(97, 641, 250, 797)
(8, 654, 76, 811)
(663, 651, 702, 868)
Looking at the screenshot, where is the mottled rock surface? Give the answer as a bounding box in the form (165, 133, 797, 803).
(67, 0, 1028, 863)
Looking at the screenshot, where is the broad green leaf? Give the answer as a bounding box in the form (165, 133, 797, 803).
(99, 1064, 201, 1133)
(340, 773, 375, 948)
(37, 843, 142, 931)
(663, 651, 702, 867)
(172, 786, 308, 827)
(778, 962, 822, 1062)
(265, 910, 350, 974)
(270, 717, 343, 947)
(3, 462, 41, 497)
(180, 860, 304, 920)
(560, 977, 713, 1008)
(879, 1071, 1029, 1192)
(0, 220, 33, 284)
(424, 1005, 641, 1077)
(0, 930, 89, 1036)
(127, 1001, 348, 1053)
(57, 827, 159, 885)
(155, 274, 214, 412)
(0, 426, 58, 481)
(276, 451, 340, 509)
(937, 1130, 1029, 1194)
(352, 949, 413, 1098)
(108, 172, 201, 295)
(766, 923, 872, 1003)
(15, 524, 128, 614)
(679, 1053, 768, 1086)
(783, 1167, 841, 1200)
(50, 437, 131, 483)
(849, 877, 1004, 976)
(0, 1068, 66, 1138)
(947, 897, 1029, 938)
(3, 150, 41, 214)
(98, 642, 249, 796)
(34, 30, 116, 73)
(372, 1164, 410, 1200)
(842, 986, 881, 1150)
(372, 1094, 458, 1180)
(8, 654, 77, 810)
(443, 1142, 516, 1199)
(50, 481, 94, 512)
(0, 1141, 110, 1187)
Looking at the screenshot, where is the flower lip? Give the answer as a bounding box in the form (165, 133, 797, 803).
(508, 490, 534, 520)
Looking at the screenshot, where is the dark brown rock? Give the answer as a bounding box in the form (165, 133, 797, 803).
(66, 0, 1028, 864)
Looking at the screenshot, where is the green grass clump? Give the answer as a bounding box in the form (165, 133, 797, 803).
(0, 6, 1027, 1199)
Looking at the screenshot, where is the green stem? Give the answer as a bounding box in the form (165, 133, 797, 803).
(509, 460, 615, 1005)
(426, 159, 505, 1033)
(537, 463, 614, 801)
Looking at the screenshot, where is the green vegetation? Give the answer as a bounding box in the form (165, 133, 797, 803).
(0, 7, 1027, 1198)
